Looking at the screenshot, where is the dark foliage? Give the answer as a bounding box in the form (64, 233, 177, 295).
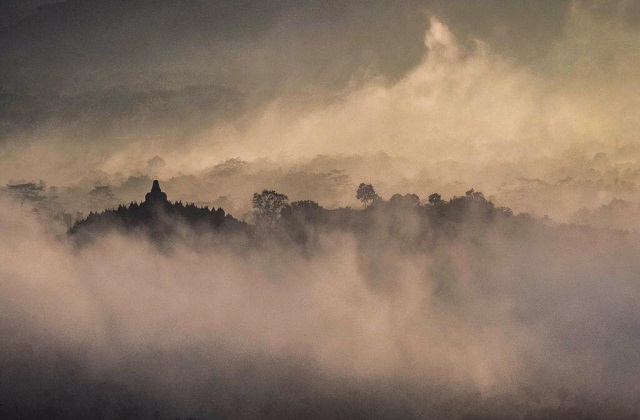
(252, 189, 289, 227)
(70, 181, 526, 252)
(356, 183, 379, 207)
(70, 181, 248, 245)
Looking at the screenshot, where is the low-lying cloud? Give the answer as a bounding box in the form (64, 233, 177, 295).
(2, 196, 640, 417)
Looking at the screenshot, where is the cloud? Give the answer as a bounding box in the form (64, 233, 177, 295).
(218, 17, 538, 161)
(3, 194, 640, 416)
(2, 3, 640, 221)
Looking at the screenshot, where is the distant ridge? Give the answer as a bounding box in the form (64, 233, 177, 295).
(70, 180, 248, 243)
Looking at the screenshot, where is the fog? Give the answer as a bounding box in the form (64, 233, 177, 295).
(2, 1, 640, 221)
(2, 194, 640, 417)
(2, 1, 640, 417)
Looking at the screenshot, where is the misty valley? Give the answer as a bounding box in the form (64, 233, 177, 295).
(1, 179, 640, 418)
(3, 0, 640, 418)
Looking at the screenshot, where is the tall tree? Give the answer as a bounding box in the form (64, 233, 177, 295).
(356, 183, 379, 208)
(89, 185, 118, 211)
(428, 193, 442, 205)
(252, 190, 289, 226)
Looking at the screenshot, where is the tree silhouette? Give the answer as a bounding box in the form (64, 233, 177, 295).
(465, 189, 485, 201)
(89, 185, 118, 211)
(252, 190, 289, 226)
(282, 200, 323, 222)
(428, 193, 442, 205)
(356, 183, 379, 208)
(405, 193, 420, 206)
(389, 193, 420, 207)
(70, 180, 517, 249)
(288, 200, 322, 213)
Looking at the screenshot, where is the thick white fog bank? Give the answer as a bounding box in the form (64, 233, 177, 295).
(2, 197, 640, 417)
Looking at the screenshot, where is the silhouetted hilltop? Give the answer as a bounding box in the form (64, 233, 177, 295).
(70, 181, 533, 250)
(70, 180, 248, 243)
(233, 187, 532, 255)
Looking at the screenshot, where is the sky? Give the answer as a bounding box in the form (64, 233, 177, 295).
(1, 0, 640, 219)
(0, 0, 640, 219)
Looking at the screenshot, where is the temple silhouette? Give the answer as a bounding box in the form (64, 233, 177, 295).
(71, 180, 513, 250)
(145, 180, 168, 204)
(70, 180, 246, 244)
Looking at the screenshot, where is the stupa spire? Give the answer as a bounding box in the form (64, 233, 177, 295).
(145, 180, 168, 203)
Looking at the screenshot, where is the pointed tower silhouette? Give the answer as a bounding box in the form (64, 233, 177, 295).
(144, 180, 168, 204)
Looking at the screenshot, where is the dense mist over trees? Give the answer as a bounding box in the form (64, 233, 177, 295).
(2, 179, 640, 418)
(3, 1, 640, 418)
(68, 180, 524, 250)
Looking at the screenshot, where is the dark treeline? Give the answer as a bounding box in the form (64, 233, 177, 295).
(70, 180, 531, 249)
(69, 180, 247, 245)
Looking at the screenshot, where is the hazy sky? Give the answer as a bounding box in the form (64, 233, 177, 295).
(1, 0, 640, 218)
